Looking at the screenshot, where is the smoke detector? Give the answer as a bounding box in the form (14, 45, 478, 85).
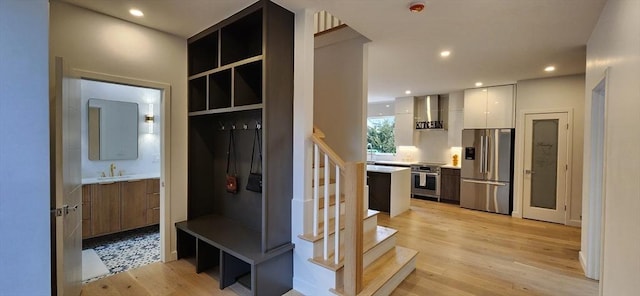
(409, 2, 425, 13)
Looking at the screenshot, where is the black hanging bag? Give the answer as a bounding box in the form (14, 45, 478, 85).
(246, 128, 263, 193)
(225, 129, 239, 194)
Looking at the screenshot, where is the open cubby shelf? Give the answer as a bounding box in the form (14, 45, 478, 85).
(188, 76, 207, 113)
(209, 69, 232, 109)
(188, 31, 218, 76)
(183, 1, 294, 294)
(235, 60, 263, 106)
(220, 9, 263, 66)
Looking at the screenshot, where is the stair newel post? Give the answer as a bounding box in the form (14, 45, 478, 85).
(313, 144, 320, 237)
(334, 165, 341, 265)
(323, 154, 330, 260)
(344, 162, 364, 295)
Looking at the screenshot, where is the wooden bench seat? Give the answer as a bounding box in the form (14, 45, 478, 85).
(175, 215, 294, 296)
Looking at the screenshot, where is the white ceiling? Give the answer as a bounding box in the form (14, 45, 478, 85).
(59, 0, 606, 102)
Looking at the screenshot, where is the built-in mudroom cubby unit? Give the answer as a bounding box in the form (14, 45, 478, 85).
(175, 1, 294, 295)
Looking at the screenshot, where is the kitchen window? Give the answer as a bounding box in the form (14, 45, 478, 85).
(367, 116, 396, 154)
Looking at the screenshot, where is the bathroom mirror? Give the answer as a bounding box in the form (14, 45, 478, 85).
(88, 99, 139, 160)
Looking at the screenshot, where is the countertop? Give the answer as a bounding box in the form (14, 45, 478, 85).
(441, 165, 461, 169)
(82, 173, 160, 185)
(370, 160, 417, 167)
(366, 165, 410, 173)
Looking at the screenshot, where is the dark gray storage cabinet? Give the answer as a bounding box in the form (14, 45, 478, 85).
(176, 1, 294, 295)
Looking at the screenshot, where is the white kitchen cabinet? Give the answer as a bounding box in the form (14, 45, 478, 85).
(486, 85, 514, 128)
(463, 88, 489, 128)
(463, 85, 515, 129)
(393, 96, 416, 146)
(394, 113, 414, 146)
(395, 96, 414, 114)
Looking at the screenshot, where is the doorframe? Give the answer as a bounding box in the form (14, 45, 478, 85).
(513, 108, 574, 226)
(71, 69, 173, 262)
(580, 68, 609, 282)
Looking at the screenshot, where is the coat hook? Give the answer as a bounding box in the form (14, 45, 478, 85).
(243, 123, 249, 130)
(231, 123, 236, 130)
(219, 121, 225, 130)
(256, 121, 262, 130)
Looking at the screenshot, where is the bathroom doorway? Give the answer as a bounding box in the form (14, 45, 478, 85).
(73, 73, 171, 283)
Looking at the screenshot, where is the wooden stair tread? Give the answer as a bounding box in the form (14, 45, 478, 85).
(308, 225, 398, 271)
(312, 177, 336, 187)
(298, 210, 379, 243)
(331, 246, 418, 296)
(318, 194, 346, 209)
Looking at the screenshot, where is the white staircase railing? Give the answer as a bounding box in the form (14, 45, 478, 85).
(312, 133, 344, 264)
(311, 126, 363, 295)
(314, 10, 345, 35)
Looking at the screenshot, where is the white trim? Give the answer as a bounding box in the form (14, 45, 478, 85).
(515, 108, 574, 225)
(71, 69, 173, 262)
(581, 68, 609, 282)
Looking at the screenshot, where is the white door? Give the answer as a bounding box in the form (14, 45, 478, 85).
(51, 57, 82, 295)
(522, 112, 569, 224)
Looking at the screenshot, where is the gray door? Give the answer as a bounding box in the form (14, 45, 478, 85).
(52, 57, 82, 295)
(461, 129, 485, 180)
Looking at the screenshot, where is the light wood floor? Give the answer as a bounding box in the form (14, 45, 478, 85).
(379, 199, 598, 296)
(82, 199, 598, 295)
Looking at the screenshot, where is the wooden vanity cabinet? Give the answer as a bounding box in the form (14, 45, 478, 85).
(121, 180, 148, 230)
(82, 178, 160, 239)
(91, 182, 121, 237)
(82, 185, 92, 238)
(146, 178, 160, 225)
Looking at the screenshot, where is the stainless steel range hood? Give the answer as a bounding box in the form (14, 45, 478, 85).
(414, 94, 448, 130)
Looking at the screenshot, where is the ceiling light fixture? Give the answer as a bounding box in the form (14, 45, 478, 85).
(545, 66, 556, 72)
(475, 82, 483, 87)
(405, 90, 412, 95)
(385, 104, 390, 108)
(440, 51, 451, 57)
(129, 8, 144, 17)
(409, 2, 425, 13)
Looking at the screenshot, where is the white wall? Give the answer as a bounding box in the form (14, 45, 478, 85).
(0, 0, 50, 294)
(50, 1, 187, 259)
(314, 27, 369, 162)
(80, 80, 161, 178)
(582, 0, 640, 293)
(513, 75, 585, 225)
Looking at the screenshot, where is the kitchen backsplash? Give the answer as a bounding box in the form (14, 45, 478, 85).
(369, 132, 452, 164)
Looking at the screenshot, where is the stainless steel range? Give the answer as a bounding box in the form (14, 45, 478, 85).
(410, 163, 443, 201)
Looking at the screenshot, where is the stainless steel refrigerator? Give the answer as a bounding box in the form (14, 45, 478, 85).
(460, 129, 515, 214)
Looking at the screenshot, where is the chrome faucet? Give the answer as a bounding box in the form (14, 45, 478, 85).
(109, 163, 116, 177)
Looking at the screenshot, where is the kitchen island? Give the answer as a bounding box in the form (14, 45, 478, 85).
(366, 165, 411, 217)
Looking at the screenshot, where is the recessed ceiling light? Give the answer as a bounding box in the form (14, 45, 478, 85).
(405, 90, 411, 95)
(129, 8, 144, 17)
(475, 82, 483, 87)
(409, 2, 425, 13)
(378, 113, 383, 115)
(440, 51, 451, 57)
(545, 66, 556, 72)
(385, 104, 390, 108)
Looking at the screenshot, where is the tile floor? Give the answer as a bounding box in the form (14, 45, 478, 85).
(82, 225, 160, 282)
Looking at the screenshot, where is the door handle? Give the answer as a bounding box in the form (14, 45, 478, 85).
(479, 136, 485, 173)
(525, 169, 535, 175)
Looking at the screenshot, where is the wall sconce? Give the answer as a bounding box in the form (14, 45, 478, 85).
(145, 104, 154, 134)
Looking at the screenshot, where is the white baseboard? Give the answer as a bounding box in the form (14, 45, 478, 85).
(511, 210, 522, 218)
(579, 250, 587, 274)
(567, 219, 582, 228)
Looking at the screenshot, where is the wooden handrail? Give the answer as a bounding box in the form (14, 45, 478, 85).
(313, 125, 326, 139)
(311, 134, 344, 169)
